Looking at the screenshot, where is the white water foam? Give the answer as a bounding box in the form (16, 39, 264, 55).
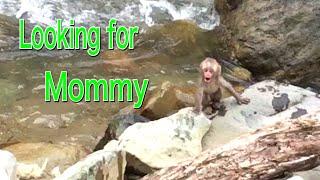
(0, 0, 219, 30)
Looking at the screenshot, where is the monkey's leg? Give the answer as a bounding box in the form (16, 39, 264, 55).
(210, 88, 222, 111)
(201, 92, 215, 115)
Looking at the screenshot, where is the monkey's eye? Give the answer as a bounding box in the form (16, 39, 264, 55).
(204, 68, 213, 73)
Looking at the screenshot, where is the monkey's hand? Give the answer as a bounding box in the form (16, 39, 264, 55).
(237, 97, 250, 105)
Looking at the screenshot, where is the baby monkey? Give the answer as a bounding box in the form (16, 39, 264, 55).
(194, 57, 250, 114)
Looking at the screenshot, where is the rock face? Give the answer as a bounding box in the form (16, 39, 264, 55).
(215, 0, 320, 87)
(0, 15, 19, 51)
(56, 140, 126, 180)
(141, 81, 196, 120)
(202, 80, 320, 150)
(119, 108, 211, 169)
(3, 142, 88, 179)
(0, 150, 16, 180)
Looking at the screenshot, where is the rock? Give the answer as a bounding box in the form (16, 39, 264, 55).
(215, 0, 320, 87)
(119, 108, 211, 170)
(138, 20, 228, 57)
(33, 113, 77, 129)
(3, 142, 88, 179)
(67, 134, 98, 151)
(32, 84, 46, 93)
(219, 58, 252, 83)
(94, 108, 150, 151)
(56, 140, 126, 180)
(0, 79, 22, 109)
(142, 116, 320, 180)
(0, 150, 16, 180)
(51, 166, 61, 178)
(287, 176, 304, 180)
(141, 81, 196, 120)
(202, 80, 320, 150)
(0, 15, 19, 50)
(291, 166, 320, 180)
(33, 115, 65, 129)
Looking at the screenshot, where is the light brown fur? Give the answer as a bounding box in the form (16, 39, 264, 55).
(194, 57, 250, 113)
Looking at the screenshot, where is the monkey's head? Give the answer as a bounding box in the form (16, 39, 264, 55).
(200, 58, 221, 84)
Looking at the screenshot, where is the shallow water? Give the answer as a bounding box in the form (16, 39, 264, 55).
(0, 0, 227, 150)
(0, 33, 207, 149)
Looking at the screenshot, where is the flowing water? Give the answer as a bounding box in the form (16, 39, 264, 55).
(0, 0, 221, 149)
(0, 0, 219, 29)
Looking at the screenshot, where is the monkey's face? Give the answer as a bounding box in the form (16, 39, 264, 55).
(200, 58, 221, 84)
(202, 67, 214, 83)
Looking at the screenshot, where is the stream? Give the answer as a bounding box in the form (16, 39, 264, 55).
(0, 0, 222, 150)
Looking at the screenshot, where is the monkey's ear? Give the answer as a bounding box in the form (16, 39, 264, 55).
(217, 63, 222, 75)
(199, 61, 204, 71)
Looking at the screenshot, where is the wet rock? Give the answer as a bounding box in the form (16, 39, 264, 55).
(149, 6, 173, 25)
(272, 93, 290, 112)
(202, 80, 320, 150)
(219, 58, 252, 83)
(215, 0, 320, 87)
(68, 134, 98, 151)
(33, 115, 65, 129)
(0, 15, 19, 50)
(0, 113, 22, 145)
(33, 113, 77, 129)
(3, 142, 88, 179)
(119, 108, 211, 170)
(0, 150, 16, 179)
(0, 79, 22, 109)
(138, 20, 227, 57)
(141, 81, 196, 120)
(290, 108, 308, 119)
(94, 106, 150, 151)
(56, 140, 126, 180)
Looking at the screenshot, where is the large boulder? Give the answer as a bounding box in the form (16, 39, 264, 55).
(215, 0, 320, 87)
(56, 140, 126, 180)
(140, 81, 196, 120)
(3, 142, 88, 179)
(0, 15, 19, 51)
(202, 80, 320, 150)
(119, 108, 211, 170)
(94, 108, 150, 151)
(0, 150, 16, 180)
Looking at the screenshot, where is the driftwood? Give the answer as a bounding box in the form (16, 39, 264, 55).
(142, 119, 320, 180)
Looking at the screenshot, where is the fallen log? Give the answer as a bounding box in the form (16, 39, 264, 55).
(142, 118, 320, 180)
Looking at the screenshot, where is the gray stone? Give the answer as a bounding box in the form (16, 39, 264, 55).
(215, 0, 320, 87)
(202, 80, 319, 150)
(119, 108, 211, 169)
(56, 140, 126, 180)
(4, 142, 87, 179)
(0, 150, 16, 180)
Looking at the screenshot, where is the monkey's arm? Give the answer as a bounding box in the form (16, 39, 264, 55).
(219, 76, 250, 105)
(194, 87, 203, 113)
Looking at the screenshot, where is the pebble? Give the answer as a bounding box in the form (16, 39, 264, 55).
(32, 85, 46, 93)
